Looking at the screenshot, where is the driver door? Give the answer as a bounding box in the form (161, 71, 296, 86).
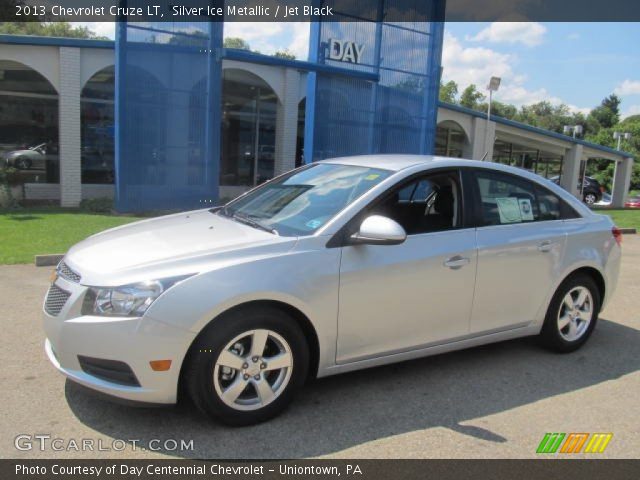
(336, 170, 477, 363)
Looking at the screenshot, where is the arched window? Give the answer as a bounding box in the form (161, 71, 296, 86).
(220, 69, 278, 186)
(435, 121, 467, 158)
(81, 66, 114, 184)
(0, 60, 59, 184)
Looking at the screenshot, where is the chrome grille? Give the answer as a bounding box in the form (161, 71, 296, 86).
(45, 284, 71, 316)
(57, 261, 81, 283)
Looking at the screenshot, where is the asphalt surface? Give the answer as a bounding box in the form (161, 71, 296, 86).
(1, 237, 638, 459)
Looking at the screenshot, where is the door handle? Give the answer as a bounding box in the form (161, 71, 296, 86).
(444, 255, 470, 269)
(537, 240, 554, 253)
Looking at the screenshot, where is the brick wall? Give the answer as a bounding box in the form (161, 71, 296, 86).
(58, 47, 82, 207)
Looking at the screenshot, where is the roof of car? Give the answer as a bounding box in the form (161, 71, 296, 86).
(319, 154, 469, 172)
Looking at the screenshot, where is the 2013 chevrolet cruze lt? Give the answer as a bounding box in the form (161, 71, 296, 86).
(43, 156, 622, 425)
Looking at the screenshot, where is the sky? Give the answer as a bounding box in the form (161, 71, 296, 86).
(78, 21, 640, 118)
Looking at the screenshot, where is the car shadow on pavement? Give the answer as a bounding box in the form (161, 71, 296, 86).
(65, 318, 639, 458)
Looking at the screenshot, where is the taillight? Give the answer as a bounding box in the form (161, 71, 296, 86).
(600, 186, 605, 193)
(612, 226, 623, 246)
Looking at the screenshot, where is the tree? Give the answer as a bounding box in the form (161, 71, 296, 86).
(273, 49, 296, 60)
(223, 37, 251, 50)
(439, 80, 458, 104)
(459, 84, 485, 110)
(0, 21, 108, 39)
(484, 100, 517, 120)
(587, 94, 621, 131)
(585, 115, 640, 191)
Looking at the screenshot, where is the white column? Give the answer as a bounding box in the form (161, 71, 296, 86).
(560, 144, 583, 199)
(611, 157, 634, 208)
(58, 47, 82, 207)
(274, 68, 300, 176)
(470, 117, 496, 161)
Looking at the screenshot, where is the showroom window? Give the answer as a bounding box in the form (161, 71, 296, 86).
(81, 66, 115, 184)
(493, 139, 564, 180)
(220, 69, 277, 187)
(0, 60, 59, 185)
(435, 121, 466, 158)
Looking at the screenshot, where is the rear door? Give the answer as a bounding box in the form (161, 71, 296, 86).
(466, 168, 568, 334)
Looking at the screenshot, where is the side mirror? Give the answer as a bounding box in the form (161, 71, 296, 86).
(350, 215, 407, 246)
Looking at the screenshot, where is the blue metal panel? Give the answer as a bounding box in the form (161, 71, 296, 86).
(115, 20, 223, 212)
(0, 34, 114, 49)
(307, 0, 446, 162)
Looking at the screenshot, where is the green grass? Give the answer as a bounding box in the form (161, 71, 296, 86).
(0, 207, 142, 264)
(600, 209, 640, 230)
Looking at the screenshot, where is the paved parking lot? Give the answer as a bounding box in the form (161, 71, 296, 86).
(1, 237, 638, 459)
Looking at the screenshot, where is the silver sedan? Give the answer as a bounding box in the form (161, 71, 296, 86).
(43, 155, 621, 425)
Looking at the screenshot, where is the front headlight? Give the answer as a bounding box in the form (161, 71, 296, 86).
(82, 275, 192, 317)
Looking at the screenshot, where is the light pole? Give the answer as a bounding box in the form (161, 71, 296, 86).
(613, 131, 632, 151)
(563, 125, 583, 139)
(484, 76, 501, 161)
(611, 132, 632, 201)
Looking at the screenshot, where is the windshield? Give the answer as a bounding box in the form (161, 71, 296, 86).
(218, 163, 392, 236)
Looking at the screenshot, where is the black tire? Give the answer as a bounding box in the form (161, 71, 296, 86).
(183, 305, 309, 426)
(15, 157, 31, 170)
(539, 273, 600, 353)
(583, 193, 597, 206)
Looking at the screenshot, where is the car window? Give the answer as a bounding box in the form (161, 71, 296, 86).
(474, 170, 580, 226)
(370, 171, 461, 235)
(535, 184, 580, 220)
(474, 170, 540, 226)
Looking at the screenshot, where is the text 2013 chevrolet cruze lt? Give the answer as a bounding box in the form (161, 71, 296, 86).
(43, 155, 621, 425)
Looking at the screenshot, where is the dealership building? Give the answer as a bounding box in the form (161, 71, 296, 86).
(0, 15, 635, 210)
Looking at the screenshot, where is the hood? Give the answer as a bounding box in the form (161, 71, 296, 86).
(65, 209, 293, 285)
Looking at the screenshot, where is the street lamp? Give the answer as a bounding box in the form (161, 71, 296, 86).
(563, 125, 583, 138)
(484, 76, 501, 160)
(613, 131, 632, 151)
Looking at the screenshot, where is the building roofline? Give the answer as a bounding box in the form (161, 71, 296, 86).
(0, 34, 114, 49)
(439, 101, 634, 159)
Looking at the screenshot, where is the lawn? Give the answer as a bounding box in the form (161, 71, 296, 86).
(601, 209, 640, 231)
(0, 207, 142, 264)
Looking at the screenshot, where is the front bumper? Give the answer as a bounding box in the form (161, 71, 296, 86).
(43, 275, 196, 404)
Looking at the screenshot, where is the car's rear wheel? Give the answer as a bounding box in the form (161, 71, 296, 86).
(539, 273, 600, 353)
(184, 305, 308, 426)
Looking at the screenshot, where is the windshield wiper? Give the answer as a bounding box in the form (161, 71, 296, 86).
(231, 212, 279, 235)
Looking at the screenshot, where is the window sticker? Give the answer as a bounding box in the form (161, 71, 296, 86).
(305, 218, 324, 229)
(364, 174, 380, 181)
(518, 198, 534, 221)
(495, 197, 522, 224)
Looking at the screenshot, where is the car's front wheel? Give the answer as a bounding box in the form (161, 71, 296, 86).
(184, 305, 308, 426)
(584, 193, 597, 205)
(15, 157, 32, 170)
(539, 273, 600, 353)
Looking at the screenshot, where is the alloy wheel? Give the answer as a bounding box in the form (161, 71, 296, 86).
(213, 329, 293, 411)
(557, 286, 593, 342)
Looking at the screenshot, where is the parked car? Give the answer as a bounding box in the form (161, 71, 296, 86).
(44, 156, 621, 425)
(550, 175, 604, 206)
(625, 196, 640, 208)
(5, 143, 49, 170)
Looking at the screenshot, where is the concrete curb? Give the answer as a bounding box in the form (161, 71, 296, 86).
(35, 254, 64, 267)
(620, 228, 637, 235)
